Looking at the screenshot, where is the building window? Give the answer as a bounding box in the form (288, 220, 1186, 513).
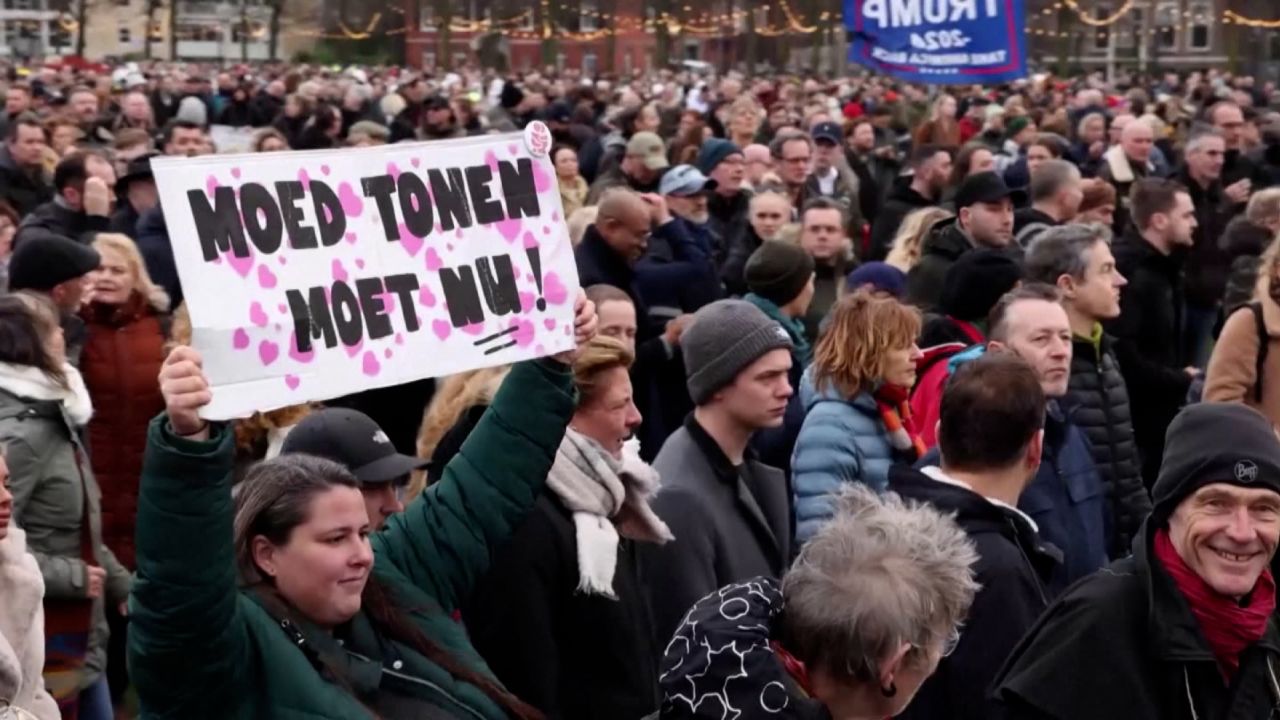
(581, 0, 598, 31)
(1188, 2, 1211, 50)
(118, 25, 131, 43)
(419, 4, 434, 31)
(519, 7, 534, 30)
(1156, 2, 1177, 50)
(1117, 8, 1142, 48)
(175, 22, 221, 41)
(1093, 4, 1110, 50)
(2, 0, 38, 10)
(422, 51, 436, 69)
(49, 21, 70, 46)
(582, 51, 598, 76)
(231, 20, 259, 42)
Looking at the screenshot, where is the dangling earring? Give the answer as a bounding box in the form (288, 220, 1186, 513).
(880, 682, 897, 698)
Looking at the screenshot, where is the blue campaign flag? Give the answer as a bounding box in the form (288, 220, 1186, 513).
(845, 0, 1028, 85)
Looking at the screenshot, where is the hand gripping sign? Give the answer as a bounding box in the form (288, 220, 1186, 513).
(152, 123, 579, 420)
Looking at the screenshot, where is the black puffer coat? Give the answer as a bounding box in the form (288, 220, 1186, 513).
(1062, 333, 1150, 558)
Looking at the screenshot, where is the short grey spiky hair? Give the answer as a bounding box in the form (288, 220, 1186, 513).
(778, 485, 979, 680)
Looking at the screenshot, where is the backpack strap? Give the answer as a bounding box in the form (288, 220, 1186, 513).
(1250, 302, 1268, 404)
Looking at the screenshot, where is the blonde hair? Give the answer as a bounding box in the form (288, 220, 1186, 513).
(776, 222, 803, 246)
(567, 206, 599, 247)
(812, 293, 921, 398)
(92, 233, 170, 312)
(573, 335, 634, 408)
(886, 207, 953, 273)
(1246, 188, 1280, 227)
(1257, 231, 1280, 303)
(410, 365, 511, 499)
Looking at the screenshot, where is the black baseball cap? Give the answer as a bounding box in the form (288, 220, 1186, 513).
(954, 171, 1027, 209)
(811, 121, 843, 146)
(546, 100, 573, 124)
(281, 408, 427, 485)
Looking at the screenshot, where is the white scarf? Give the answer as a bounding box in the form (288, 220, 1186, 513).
(0, 527, 60, 720)
(0, 362, 93, 427)
(546, 429, 673, 598)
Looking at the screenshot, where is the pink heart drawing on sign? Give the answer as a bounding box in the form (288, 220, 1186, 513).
(484, 149, 499, 173)
(345, 231, 357, 245)
(288, 332, 314, 363)
(522, 231, 538, 249)
(331, 259, 348, 283)
(284, 374, 300, 390)
(278, 256, 287, 265)
(542, 225, 551, 235)
(543, 272, 569, 305)
(355, 258, 365, 270)
(461, 322, 484, 336)
(535, 344, 544, 355)
(454, 228, 463, 239)
(495, 218, 521, 243)
(508, 143, 519, 156)
(410, 157, 421, 168)
(361, 351, 381, 377)
(297, 168, 310, 190)
(519, 292, 535, 313)
(277, 303, 287, 314)
(231, 167, 242, 179)
(258, 340, 279, 366)
(395, 333, 405, 345)
(424, 247, 442, 271)
(343, 339, 363, 358)
(232, 328, 250, 350)
(377, 291, 397, 316)
(205, 174, 219, 197)
(418, 285, 437, 307)
(321, 164, 331, 175)
(510, 318, 534, 347)
(543, 318, 556, 331)
(551, 210, 561, 222)
(249, 302, 268, 327)
(225, 249, 254, 278)
(397, 224, 424, 257)
(384, 348, 393, 360)
(386, 162, 400, 181)
(432, 319, 451, 341)
(338, 182, 364, 217)
(531, 161, 552, 193)
(257, 264, 278, 289)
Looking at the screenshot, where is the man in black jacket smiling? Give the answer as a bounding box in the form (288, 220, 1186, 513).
(997, 403, 1280, 720)
(891, 352, 1059, 720)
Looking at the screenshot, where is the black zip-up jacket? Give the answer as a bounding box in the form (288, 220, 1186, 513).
(905, 219, 975, 312)
(996, 517, 1280, 720)
(1106, 226, 1191, 488)
(0, 146, 53, 219)
(1063, 333, 1150, 558)
(890, 465, 1059, 720)
(1177, 166, 1235, 308)
(868, 180, 935, 262)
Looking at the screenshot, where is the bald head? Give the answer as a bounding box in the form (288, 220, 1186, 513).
(595, 189, 650, 264)
(1120, 120, 1154, 164)
(1109, 113, 1135, 144)
(743, 143, 773, 185)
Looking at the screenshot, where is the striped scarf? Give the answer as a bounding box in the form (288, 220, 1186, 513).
(873, 383, 926, 463)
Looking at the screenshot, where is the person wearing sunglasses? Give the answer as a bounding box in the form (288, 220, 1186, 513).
(888, 352, 1061, 720)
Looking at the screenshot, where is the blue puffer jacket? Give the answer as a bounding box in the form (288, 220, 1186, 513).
(791, 367, 897, 543)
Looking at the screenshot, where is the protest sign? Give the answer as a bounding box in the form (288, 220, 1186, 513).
(151, 123, 579, 420)
(845, 0, 1027, 85)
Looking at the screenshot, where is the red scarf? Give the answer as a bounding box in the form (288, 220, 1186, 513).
(770, 641, 814, 697)
(872, 383, 927, 462)
(1153, 529, 1276, 681)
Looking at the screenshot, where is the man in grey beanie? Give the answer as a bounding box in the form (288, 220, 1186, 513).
(642, 299, 796, 644)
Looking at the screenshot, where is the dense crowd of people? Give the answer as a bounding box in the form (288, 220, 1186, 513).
(3, 56, 1280, 719)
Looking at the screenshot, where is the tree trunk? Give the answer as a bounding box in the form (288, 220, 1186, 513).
(268, 0, 281, 59)
(240, 0, 249, 61)
(74, 0, 88, 55)
(169, 0, 178, 60)
(602, 0, 616, 73)
(436, 0, 452, 68)
(143, 0, 156, 57)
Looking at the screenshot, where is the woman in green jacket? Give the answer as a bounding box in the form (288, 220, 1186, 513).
(129, 294, 595, 720)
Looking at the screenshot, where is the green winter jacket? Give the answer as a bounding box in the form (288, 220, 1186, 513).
(0, 387, 131, 691)
(128, 359, 576, 719)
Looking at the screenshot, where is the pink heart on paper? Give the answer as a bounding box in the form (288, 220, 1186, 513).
(297, 168, 311, 190)
(424, 247, 442, 271)
(249, 302, 268, 327)
(454, 228, 463, 239)
(461, 322, 484, 336)
(535, 344, 544, 355)
(542, 225, 551, 235)
(288, 332, 314, 363)
(518, 292, 535, 312)
(257, 265, 278, 289)
(284, 374, 301, 390)
(355, 258, 365, 270)
(522, 231, 538, 249)
(205, 174, 219, 197)
(231, 167, 242, 179)
(225, 249, 254, 278)
(410, 157, 421, 168)
(543, 272, 569, 305)
(495, 218, 521, 243)
(383, 348, 393, 359)
(484, 150, 499, 173)
(377, 291, 397, 316)
(258, 340, 279, 366)
(321, 164, 331, 175)
(395, 333, 405, 345)
(418, 285, 437, 307)
(278, 255, 287, 265)
(399, 225, 424, 257)
(232, 328, 250, 349)
(510, 318, 534, 347)
(361, 351, 381, 377)
(551, 210, 561, 222)
(344, 231, 357, 245)
(343, 339, 363, 358)
(338, 182, 364, 217)
(508, 143, 519, 156)
(386, 162, 400, 181)
(432, 319, 451, 341)
(543, 318, 556, 331)
(277, 303, 287, 314)
(532, 161, 553, 193)
(331, 259, 348, 283)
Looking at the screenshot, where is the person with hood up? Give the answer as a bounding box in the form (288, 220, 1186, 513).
(867, 145, 953, 262)
(1219, 188, 1280, 323)
(792, 293, 925, 543)
(0, 447, 61, 720)
(656, 484, 978, 720)
(465, 336, 670, 720)
(890, 353, 1060, 720)
(905, 172, 1023, 312)
(0, 293, 131, 720)
(996, 402, 1280, 720)
(127, 293, 596, 720)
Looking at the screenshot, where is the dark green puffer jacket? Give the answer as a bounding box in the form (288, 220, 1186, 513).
(128, 359, 575, 719)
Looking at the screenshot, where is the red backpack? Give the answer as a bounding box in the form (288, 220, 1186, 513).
(910, 342, 970, 449)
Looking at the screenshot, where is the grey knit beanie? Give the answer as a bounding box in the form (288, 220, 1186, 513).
(683, 300, 794, 405)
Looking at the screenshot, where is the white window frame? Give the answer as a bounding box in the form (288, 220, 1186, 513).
(1188, 2, 1211, 51)
(580, 0, 598, 31)
(418, 3, 434, 31)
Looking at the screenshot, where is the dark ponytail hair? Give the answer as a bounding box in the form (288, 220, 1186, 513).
(236, 455, 544, 720)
